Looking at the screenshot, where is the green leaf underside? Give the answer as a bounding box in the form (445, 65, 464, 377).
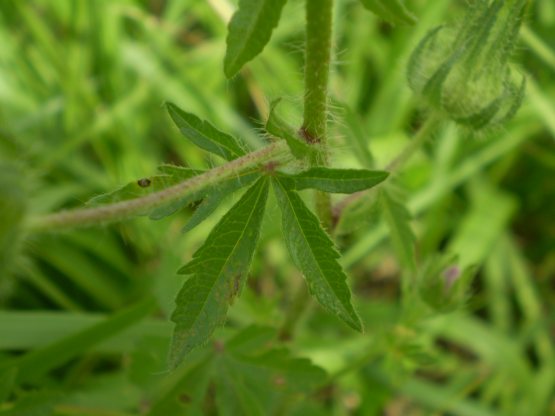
(181, 171, 260, 233)
(88, 165, 203, 207)
(224, 0, 288, 78)
(266, 99, 313, 159)
(170, 177, 270, 367)
(272, 177, 362, 332)
(166, 102, 246, 160)
(359, 0, 417, 25)
(150, 170, 260, 221)
(379, 189, 416, 271)
(283, 167, 389, 194)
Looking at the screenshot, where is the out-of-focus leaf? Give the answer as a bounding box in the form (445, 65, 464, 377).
(214, 326, 327, 416)
(147, 357, 213, 416)
(379, 188, 416, 271)
(0, 163, 26, 280)
(0, 298, 156, 385)
(359, 0, 417, 25)
(224, 0, 289, 78)
(170, 178, 270, 367)
(0, 390, 62, 416)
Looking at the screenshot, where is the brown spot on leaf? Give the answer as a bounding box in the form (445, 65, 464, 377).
(179, 394, 192, 404)
(137, 178, 152, 187)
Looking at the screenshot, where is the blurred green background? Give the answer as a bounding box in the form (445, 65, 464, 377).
(0, 0, 554, 415)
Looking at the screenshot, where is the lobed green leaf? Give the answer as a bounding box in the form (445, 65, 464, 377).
(224, 0, 289, 78)
(359, 0, 417, 25)
(282, 167, 389, 194)
(169, 177, 270, 367)
(166, 102, 246, 160)
(272, 177, 363, 332)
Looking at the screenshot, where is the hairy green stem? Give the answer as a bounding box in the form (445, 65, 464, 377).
(27, 141, 290, 232)
(303, 0, 334, 229)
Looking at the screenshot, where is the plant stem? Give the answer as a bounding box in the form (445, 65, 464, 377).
(303, 0, 334, 229)
(385, 115, 441, 172)
(27, 141, 290, 232)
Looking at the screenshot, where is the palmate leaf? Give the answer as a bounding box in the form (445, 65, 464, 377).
(166, 102, 246, 160)
(272, 177, 363, 332)
(379, 188, 416, 271)
(224, 0, 289, 78)
(87, 166, 203, 208)
(170, 177, 270, 368)
(281, 167, 389, 194)
(359, 0, 417, 25)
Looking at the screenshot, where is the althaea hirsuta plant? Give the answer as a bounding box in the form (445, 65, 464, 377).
(407, 0, 528, 130)
(11, 0, 530, 372)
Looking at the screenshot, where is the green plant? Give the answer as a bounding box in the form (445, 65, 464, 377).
(2, 0, 554, 414)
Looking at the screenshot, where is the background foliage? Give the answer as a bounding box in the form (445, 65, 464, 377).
(1, 0, 554, 414)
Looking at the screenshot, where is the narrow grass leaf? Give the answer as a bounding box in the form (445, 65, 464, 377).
(282, 167, 388, 194)
(0, 367, 17, 403)
(166, 102, 246, 160)
(170, 177, 270, 367)
(359, 0, 417, 25)
(379, 189, 416, 271)
(1, 298, 156, 385)
(0, 163, 26, 280)
(265, 99, 313, 159)
(224, 0, 289, 78)
(272, 177, 362, 332)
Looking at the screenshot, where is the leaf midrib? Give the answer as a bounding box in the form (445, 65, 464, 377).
(187, 179, 266, 327)
(228, 0, 269, 70)
(275, 179, 351, 318)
